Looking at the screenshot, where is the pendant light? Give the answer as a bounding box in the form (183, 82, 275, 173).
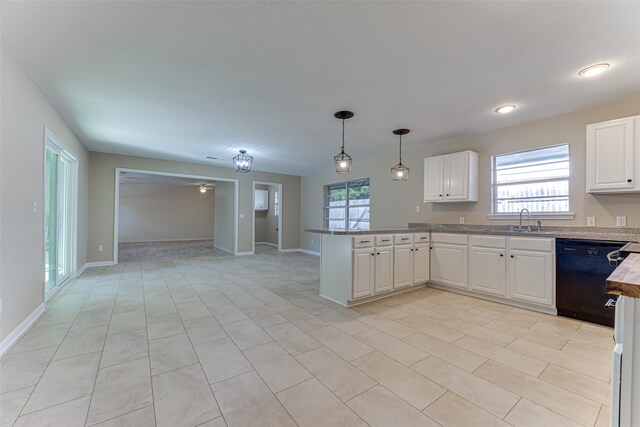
(233, 150, 253, 173)
(391, 129, 410, 181)
(333, 110, 354, 173)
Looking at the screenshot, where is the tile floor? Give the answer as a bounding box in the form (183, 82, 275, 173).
(0, 244, 614, 427)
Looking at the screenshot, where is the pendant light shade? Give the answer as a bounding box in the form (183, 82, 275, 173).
(391, 129, 410, 181)
(233, 150, 253, 173)
(333, 110, 354, 174)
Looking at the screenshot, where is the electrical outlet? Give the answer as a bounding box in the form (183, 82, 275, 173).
(616, 216, 627, 227)
(97, 244, 103, 252)
(240, 213, 245, 219)
(310, 239, 314, 245)
(587, 216, 596, 227)
(459, 217, 465, 224)
(415, 205, 420, 213)
(32, 200, 38, 213)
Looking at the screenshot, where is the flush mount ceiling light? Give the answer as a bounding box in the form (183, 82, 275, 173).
(199, 185, 208, 193)
(233, 150, 253, 173)
(578, 63, 610, 77)
(495, 104, 517, 114)
(333, 110, 354, 174)
(391, 129, 410, 181)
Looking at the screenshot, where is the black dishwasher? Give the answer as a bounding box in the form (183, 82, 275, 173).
(556, 239, 627, 327)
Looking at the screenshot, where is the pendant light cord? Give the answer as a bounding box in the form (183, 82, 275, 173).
(341, 119, 346, 153)
(399, 135, 402, 164)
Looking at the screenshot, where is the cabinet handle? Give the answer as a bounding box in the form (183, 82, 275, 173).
(382, 239, 390, 242)
(439, 194, 443, 197)
(371, 253, 375, 256)
(500, 254, 504, 257)
(510, 255, 514, 258)
(628, 179, 633, 183)
(361, 240, 370, 243)
(446, 194, 450, 196)
(401, 238, 409, 241)
(377, 252, 380, 255)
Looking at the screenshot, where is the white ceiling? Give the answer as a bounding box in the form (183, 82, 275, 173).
(2, 1, 640, 175)
(119, 171, 215, 187)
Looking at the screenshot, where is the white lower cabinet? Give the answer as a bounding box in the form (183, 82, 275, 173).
(469, 236, 507, 296)
(393, 245, 414, 289)
(507, 249, 553, 306)
(352, 248, 374, 298)
(374, 246, 394, 293)
(413, 244, 430, 284)
(430, 234, 469, 289)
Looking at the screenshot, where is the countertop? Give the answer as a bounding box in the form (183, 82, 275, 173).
(607, 253, 640, 298)
(305, 223, 640, 242)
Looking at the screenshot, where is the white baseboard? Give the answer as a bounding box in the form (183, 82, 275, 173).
(214, 244, 235, 255)
(78, 261, 115, 274)
(0, 303, 46, 357)
(280, 248, 320, 256)
(255, 242, 278, 247)
(119, 237, 214, 243)
(235, 251, 255, 256)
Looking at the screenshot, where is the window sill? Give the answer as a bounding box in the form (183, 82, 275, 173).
(487, 212, 575, 220)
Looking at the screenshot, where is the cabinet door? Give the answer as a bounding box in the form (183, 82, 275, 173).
(430, 243, 468, 288)
(374, 247, 393, 294)
(353, 249, 374, 299)
(413, 244, 430, 284)
(444, 151, 469, 200)
(507, 249, 553, 306)
(469, 246, 506, 296)
(586, 117, 636, 192)
(393, 245, 414, 289)
(424, 156, 444, 201)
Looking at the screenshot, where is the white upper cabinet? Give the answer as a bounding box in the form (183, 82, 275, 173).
(424, 150, 478, 202)
(586, 115, 640, 193)
(255, 189, 269, 210)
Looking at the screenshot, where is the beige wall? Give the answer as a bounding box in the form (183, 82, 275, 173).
(118, 182, 214, 243)
(301, 95, 640, 252)
(88, 152, 300, 261)
(0, 41, 90, 342)
(254, 184, 278, 245)
(214, 181, 235, 253)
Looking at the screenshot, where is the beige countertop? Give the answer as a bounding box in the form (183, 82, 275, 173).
(305, 223, 640, 242)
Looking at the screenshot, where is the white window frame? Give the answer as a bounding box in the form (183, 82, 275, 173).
(488, 144, 574, 220)
(324, 178, 370, 230)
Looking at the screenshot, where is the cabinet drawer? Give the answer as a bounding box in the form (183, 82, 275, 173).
(352, 236, 374, 248)
(470, 235, 506, 249)
(375, 235, 393, 246)
(509, 237, 553, 252)
(414, 233, 430, 244)
(394, 234, 414, 245)
(431, 233, 468, 245)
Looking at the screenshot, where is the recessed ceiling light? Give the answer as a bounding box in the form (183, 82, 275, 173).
(495, 104, 517, 114)
(578, 63, 610, 77)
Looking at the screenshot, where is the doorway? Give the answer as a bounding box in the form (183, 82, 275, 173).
(44, 129, 78, 299)
(252, 181, 283, 253)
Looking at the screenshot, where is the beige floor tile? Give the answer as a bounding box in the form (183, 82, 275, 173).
(243, 342, 312, 393)
(485, 319, 568, 350)
(279, 307, 328, 331)
(539, 364, 610, 406)
(100, 328, 148, 368)
(393, 303, 450, 323)
(454, 335, 548, 377)
(149, 333, 198, 376)
(562, 340, 613, 366)
(176, 300, 212, 321)
(108, 310, 146, 335)
(295, 347, 376, 402)
(277, 378, 366, 426)
(208, 303, 249, 324)
(352, 352, 445, 410)
(212, 371, 296, 427)
(569, 328, 615, 351)
(0, 386, 34, 427)
(70, 308, 113, 331)
(263, 322, 322, 355)
(308, 326, 374, 361)
(358, 302, 409, 320)
(153, 364, 221, 427)
(86, 358, 153, 425)
(0, 346, 56, 393)
(440, 317, 516, 347)
(347, 385, 440, 427)
(222, 318, 272, 350)
(414, 319, 466, 343)
(317, 310, 372, 335)
(354, 328, 427, 366)
(198, 417, 228, 427)
(423, 392, 511, 427)
(412, 356, 518, 418)
(507, 338, 610, 382)
(289, 296, 333, 315)
(14, 395, 90, 427)
(183, 315, 227, 345)
(22, 352, 100, 414)
(92, 405, 155, 426)
(242, 305, 287, 328)
(195, 337, 253, 384)
(9, 322, 69, 354)
(53, 324, 107, 361)
(146, 312, 186, 340)
(530, 318, 582, 337)
(475, 360, 601, 426)
(504, 398, 582, 427)
(595, 406, 610, 427)
(403, 332, 487, 372)
(357, 314, 415, 339)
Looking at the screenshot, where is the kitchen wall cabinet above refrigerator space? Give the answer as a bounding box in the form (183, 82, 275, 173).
(424, 150, 478, 202)
(586, 115, 640, 193)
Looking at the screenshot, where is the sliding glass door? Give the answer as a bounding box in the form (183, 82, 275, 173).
(44, 131, 76, 296)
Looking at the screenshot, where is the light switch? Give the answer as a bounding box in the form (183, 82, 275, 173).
(586, 216, 596, 227)
(97, 244, 103, 252)
(240, 213, 245, 219)
(616, 216, 627, 227)
(459, 217, 465, 224)
(32, 200, 38, 213)
(415, 205, 420, 213)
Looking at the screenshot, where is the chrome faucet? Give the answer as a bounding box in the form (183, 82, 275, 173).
(519, 208, 530, 229)
(510, 208, 533, 232)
